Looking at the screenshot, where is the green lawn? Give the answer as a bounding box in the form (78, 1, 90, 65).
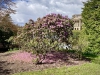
(12, 63, 100, 75)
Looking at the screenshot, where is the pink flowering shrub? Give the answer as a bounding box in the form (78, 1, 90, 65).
(35, 13, 73, 42)
(11, 13, 73, 64)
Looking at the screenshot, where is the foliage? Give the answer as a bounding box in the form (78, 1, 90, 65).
(71, 30, 81, 48)
(82, 0, 100, 54)
(70, 30, 89, 59)
(8, 48, 19, 52)
(12, 63, 100, 75)
(12, 13, 73, 64)
(92, 55, 100, 64)
(0, 0, 15, 21)
(35, 13, 73, 43)
(0, 14, 18, 48)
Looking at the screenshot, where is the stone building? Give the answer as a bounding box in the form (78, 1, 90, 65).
(72, 14, 82, 30)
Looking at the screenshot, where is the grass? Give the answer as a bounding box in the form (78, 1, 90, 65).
(12, 63, 100, 75)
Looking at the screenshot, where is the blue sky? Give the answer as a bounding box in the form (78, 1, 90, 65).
(10, 0, 87, 26)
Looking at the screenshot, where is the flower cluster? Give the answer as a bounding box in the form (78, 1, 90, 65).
(34, 13, 73, 42)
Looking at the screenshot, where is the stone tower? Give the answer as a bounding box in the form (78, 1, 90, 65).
(72, 14, 82, 30)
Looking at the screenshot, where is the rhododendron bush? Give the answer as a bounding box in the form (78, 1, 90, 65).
(11, 13, 73, 64)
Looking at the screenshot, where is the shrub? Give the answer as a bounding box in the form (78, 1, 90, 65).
(12, 13, 73, 64)
(92, 55, 100, 64)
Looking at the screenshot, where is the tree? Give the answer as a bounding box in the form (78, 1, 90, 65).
(0, 14, 18, 48)
(82, 0, 100, 54)
(0, 0, 15, 21)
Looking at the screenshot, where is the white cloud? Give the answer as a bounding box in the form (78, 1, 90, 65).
(11, 0, 87, 26)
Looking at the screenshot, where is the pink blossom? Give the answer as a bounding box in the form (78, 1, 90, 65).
(50, 26, 55, 29)
(9, 52, 34, 63)
(56, 22, 61, 24)
(57, 24, 63, 27)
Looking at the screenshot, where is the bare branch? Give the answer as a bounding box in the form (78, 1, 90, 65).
(0, 0, 16, 21)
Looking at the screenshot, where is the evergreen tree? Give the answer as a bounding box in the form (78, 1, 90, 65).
(82, 0, 100, 54)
